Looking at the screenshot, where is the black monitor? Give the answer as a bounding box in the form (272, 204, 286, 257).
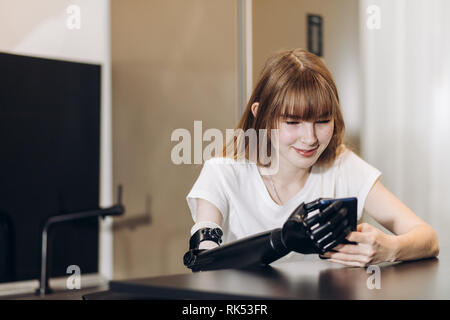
(0, 52, 101, 283)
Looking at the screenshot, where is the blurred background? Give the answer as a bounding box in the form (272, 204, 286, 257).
(0, 0, 449, 294)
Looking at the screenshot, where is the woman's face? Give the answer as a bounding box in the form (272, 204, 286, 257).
(274, 116, 334, 169)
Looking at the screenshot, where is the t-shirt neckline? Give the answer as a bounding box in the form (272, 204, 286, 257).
(253, 165, 316, 210)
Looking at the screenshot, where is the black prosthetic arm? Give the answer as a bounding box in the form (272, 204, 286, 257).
(183, 197, 356, 272)
(183, 228, 290, 272)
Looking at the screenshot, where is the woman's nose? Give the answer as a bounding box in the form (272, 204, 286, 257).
(299, 123, 318, 146)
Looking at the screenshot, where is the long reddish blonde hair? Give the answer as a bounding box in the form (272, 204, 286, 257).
(223, 48, 345, 168)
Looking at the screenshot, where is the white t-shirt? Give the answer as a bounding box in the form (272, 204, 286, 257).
(186, 147, 381, 261)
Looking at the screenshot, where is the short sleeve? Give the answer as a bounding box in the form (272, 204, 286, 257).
(186, 160, 230, 222)
(336, 149, 382, 220)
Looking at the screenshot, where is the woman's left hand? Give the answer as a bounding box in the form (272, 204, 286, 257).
(320, 223, 398, 267)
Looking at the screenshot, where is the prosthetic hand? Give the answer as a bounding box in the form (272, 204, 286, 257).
(183, 197, 356, 272)
(281, 198, 355, 255)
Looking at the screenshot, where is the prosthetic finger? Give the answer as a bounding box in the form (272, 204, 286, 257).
(304, 200, 343, 228)
(321, 225, 352, 252)
(313, 210, 350, 252)
(329, 214, 349, 238)
(316, 216, 349, 248)
(309, 207, 348, 240)
(315, 219, 351, 252)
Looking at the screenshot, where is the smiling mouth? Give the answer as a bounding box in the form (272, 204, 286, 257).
(292, 146, 318, 157)
(293, 146, 318, 152)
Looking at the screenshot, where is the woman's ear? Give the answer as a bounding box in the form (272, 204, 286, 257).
(251, 102, 259, 118)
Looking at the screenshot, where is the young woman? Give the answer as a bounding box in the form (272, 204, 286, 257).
(186, 48, 439, 267)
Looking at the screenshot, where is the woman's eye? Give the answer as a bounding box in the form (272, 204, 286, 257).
(285, 119, 330, 125)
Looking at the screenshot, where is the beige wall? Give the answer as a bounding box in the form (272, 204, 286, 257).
(111, 0, 239, 279)
(253, 0, 362, 152)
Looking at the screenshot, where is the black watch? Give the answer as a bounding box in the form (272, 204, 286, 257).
(189, 227, 223, 250)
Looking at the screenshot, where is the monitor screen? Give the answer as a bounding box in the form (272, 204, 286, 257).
(0, 52, 101, 283)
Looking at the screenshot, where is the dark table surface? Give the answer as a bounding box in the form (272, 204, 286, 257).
(83, 246, 450, 300)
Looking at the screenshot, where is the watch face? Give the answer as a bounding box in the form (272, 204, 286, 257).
(198, 227, 223, 244)
(212, 228, 223, 237)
